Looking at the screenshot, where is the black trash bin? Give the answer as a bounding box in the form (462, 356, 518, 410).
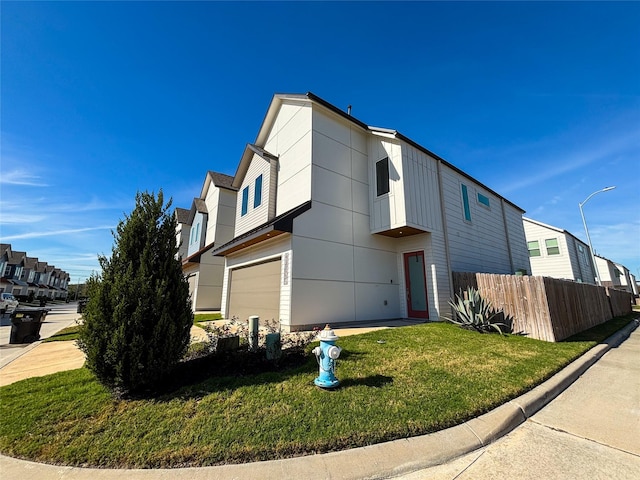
(39, 298, 47, 307)
(77, 299, 88, 314)
(9, 308, 49, 344)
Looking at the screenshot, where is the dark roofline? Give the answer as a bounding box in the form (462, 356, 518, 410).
(212, 201, 312, 256)
(305, 92, 524, 214)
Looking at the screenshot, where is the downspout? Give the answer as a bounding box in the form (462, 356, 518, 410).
(436, 160, 454, 306)
(500, 199, 515, 273)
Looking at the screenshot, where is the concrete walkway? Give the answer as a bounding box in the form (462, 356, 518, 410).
(0, 315, 638, 479)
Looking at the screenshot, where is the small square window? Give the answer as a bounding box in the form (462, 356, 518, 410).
(477, 193, 490, 208)
(376, 157, 390, 197)
(528, 241, 541, 257)
(241, 186, 249, 216)
(545, 238, 560, 255)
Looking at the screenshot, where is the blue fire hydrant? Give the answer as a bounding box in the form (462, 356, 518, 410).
(312, 324, 341, 389)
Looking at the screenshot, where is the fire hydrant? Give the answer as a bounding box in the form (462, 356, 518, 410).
(312, 324, 341, 389)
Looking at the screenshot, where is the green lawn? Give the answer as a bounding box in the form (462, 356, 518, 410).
(42, 325, 81, 342)
(0, 315, 635, 469)
(193, 312, 223, 328)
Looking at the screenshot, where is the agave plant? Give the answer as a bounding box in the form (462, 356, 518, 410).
(444, 287, 509, 334)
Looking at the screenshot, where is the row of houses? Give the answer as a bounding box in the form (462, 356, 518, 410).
(523, 218, 638, 295)
(175, 92, 636, 331)
(0, 244, 70, 300)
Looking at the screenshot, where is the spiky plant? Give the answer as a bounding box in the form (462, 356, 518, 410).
(444, 286, 509, 334)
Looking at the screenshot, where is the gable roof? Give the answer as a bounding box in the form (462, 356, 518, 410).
(523, 217, 589, 247)
(175, 207, 191, 225)
(233, 92, 524, 213)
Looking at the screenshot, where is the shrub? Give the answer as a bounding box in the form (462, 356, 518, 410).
(444, 286, 509, 334)
(77, 191, 193, 397)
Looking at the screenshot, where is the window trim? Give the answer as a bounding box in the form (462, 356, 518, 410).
(545, 238, 560, 255)
(254, 174, 263, 208)
(241, 186, 249, 216)
(528, 240, 541, 257)
(477, 192, 490, 209)
(376, 157, 390, 197)
(461, 184, 472, 222)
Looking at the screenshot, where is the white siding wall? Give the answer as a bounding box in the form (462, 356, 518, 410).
(176, 224, 189, 260)
(524, 221, 575, 280)
(400, 144, 443, 232)
(214, 189, 237, 245)
(265, 101, 312, 216)
(234, 154, 273, 237)
(441, 165, 515, 273)
(503, 203, 531, 274)
(288, 108, 404, 328)
(369, 138, 404, 232)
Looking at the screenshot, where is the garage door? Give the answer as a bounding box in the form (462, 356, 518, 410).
(228, 259, 282, 322)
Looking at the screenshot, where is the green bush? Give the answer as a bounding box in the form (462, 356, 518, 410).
(77, 191, 193, 397)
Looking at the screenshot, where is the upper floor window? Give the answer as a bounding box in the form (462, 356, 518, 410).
(376, 157, 390, 196)
(461, 184, 472, 222)
(528, 241, 541, 257)
(477, 192, 490, 208)
(545, 238, 560, 255)
(241, 186, 249, 216)
(254, 175, 263, 208)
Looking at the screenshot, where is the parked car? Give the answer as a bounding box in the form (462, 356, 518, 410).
(0, 293, 19, 315)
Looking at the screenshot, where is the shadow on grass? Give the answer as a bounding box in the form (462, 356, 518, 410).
(137, 347, 319, 401)
(561, 313, 639, 344)
(339, 374, 393, 388)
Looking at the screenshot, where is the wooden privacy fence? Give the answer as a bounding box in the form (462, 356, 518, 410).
(452, 273, 634, 342)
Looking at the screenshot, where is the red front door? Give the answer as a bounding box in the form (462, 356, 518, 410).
(404, 251, 429, 319)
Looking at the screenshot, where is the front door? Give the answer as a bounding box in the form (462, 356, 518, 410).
(404, 251, 429, 319)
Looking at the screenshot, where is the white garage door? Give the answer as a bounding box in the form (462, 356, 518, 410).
(228, 259, 282, 322)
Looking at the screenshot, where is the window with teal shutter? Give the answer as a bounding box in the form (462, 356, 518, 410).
(241, 186, 249, 216)
(254, 175, 263, 208)
(461, 184, 471, 221)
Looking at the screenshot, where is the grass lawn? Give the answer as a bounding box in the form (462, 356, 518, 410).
(193, 312, 223, 328)
(0, 314, 635, 469)
(42, 325, 81, 342)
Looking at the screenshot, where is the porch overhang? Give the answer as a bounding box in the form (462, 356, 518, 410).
(212, 201, 312, 257)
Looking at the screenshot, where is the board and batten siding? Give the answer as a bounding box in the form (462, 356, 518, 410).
(440, 165, 516, 274)
(369, 137, 404, 232)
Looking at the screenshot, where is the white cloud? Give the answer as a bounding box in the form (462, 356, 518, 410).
(0, 169, 49, 187)
(0, 226, 114, 241)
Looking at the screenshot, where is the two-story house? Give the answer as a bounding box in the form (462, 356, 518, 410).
(176, 171, 237, 311)
(523, 217, 596, 284)
(0, 245, 28, 296)
(211, 93, 530, 331)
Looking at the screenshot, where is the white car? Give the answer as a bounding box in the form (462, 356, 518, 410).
(0, 293, 19, 315)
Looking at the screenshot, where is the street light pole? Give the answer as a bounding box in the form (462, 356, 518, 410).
(579, 186, 616, 286)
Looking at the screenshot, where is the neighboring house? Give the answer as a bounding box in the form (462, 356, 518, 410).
(613, 262, 635, 294)
(523, 217, 596, 284)
(176, 171, 237, 311)
(211, 92, 530, 331)
(0, 244, 70, 299)
(594, 255, 624, 290)
(0, 246, 28, 296)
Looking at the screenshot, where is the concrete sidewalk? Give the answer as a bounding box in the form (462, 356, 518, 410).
(1, 317, 638, 479)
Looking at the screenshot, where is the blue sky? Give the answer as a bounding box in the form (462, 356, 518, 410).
(1, 1, 639, 283)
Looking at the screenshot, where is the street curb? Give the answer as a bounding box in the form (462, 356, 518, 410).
(1, 318, 638, 480)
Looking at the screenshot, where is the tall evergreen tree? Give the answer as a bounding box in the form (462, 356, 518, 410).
(78, 191, 192, 396)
